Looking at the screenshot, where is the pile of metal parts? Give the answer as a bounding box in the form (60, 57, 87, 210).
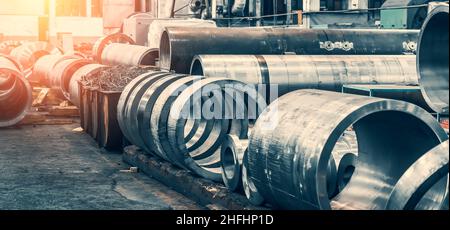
(117, 72, 266, 181)
(116, 6, 449, 210)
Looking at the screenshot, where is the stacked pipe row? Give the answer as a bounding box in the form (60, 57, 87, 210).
(117, 71, 266, 181)
(0, 55, 32, 127)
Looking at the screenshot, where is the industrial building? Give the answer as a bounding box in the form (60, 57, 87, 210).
(0, 0, 448, 216)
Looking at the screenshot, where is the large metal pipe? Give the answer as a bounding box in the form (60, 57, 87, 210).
(49, 58, 92, 100)
(386, 140, 449, 210)
(33, 54, 80, 85)
(101, 44, 159, 66)
(69, 64, 110, 107)
(248, 89, 448, 210)
(220, 135, 248, 191)
(92, 33, 135, 62)
(10, 41, 62, 71)
(147, 19, 217, 49)
(417, 5, 449, 114)
(191, 55, 420, 102)
(160, 27, 419, 73)
(0, 55, 32, 127)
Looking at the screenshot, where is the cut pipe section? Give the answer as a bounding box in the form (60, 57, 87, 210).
(49, 58, 92, 100)
(220, 135, 248, 192)
(248, 89, 448, 210)
(0, 55, 32, 127)
(101, 43, 159, 66)
(417, 5, 449, 114)
(386, 140, 449, 210)
(161, 27, 419, 73)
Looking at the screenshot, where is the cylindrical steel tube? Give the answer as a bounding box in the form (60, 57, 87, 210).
(10, 41, 62, 71)
(92, 33, 135, 62)
(49, 58, 92, 100)
(69, 64, 110, 107)
(147, 19, 217, 49)
(0, 55, 32, 127)
(101, 43, 159, 66)
(191, 55, 419, 102)
(248, 89, 448, 210)
(417, 5, 449, 114)
(386, 140, 449, 210)
(33, 54, 79, 85)
(161, 27, 419, 73)
(220, 135, 248, 191)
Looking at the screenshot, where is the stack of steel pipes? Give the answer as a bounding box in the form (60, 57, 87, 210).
(246, 89, 449, 210)
(117, 71, 266, 181)
(0, 55, 32, 127)
(159, 27, 419, 73)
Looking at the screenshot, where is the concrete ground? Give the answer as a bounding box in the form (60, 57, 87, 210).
(0, 124, 203, 210)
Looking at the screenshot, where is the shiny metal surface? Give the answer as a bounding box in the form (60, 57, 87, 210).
(192, 55, 419, 100)
(49, 58, 92, 100)
(117, 71, 167, 148)
(69, 64, 110, 107)
(101, 43, 159, 66)
(10, 41, 62, 71)
(0, 55, 32, 127)
(248, 89, 448, 210)
(220, 135, 248, 191)
(417, 5, 449, 114)
(92, 33, 135, 62)
(166, 77, 266, 181)
(118, 73, 266, 181)
(160, 27, 419, 73)
(386, 140, 449, 210)
(242, 150, 264, 206)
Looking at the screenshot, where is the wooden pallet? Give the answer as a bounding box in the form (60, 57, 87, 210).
(122, 146, 268, 210)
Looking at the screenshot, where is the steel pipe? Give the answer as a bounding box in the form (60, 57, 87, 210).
(0, 40, 24, 55)
(191, 55, 419, 102)
(33, 54, 80, 85)
(101, 43, 159, 66)
(49, 58, 92, 100)
(147, 19, 216, 49)
(69, 64, 110, 107)
(10, 41, 62, 71)
(242, 150, 264, 206)
(161, 27, 419, 73)
(165, 77, 266, 181)
(417, 5, 449, 114)
(92, 33, 135, 62)
(248, 89, 448, 210)
(220, 135, 248, 191)
(0, 55, 32, 127)
(118, 73, 266, 181)
(386, 140, 449, 210)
